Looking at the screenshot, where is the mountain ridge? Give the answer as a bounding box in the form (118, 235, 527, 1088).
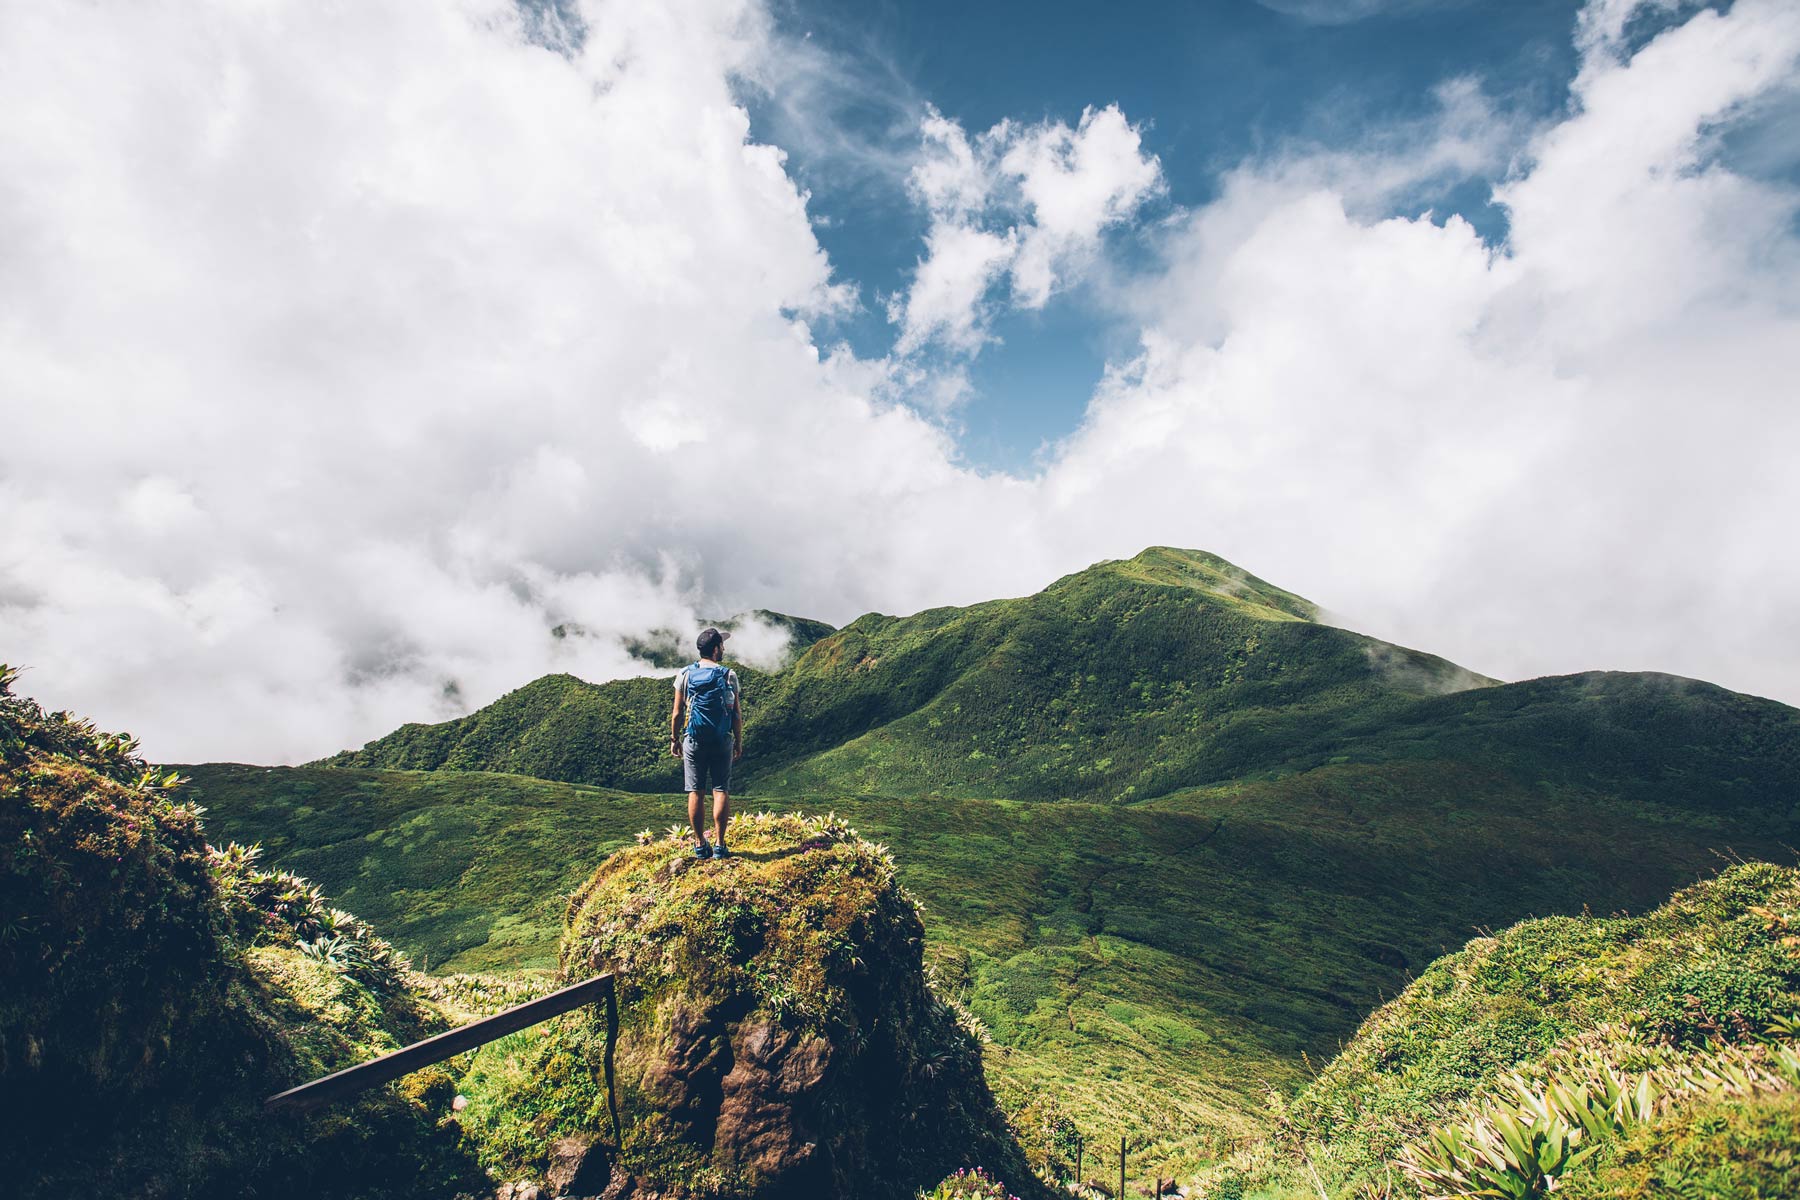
(322, 547, 1518, 802)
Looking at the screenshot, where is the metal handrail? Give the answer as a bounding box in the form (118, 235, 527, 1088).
(265, 972, 619, 1139)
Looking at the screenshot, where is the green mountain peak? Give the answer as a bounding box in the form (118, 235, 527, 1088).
(318, 548, 1512, 801)
(1062, 545, 1321, 622)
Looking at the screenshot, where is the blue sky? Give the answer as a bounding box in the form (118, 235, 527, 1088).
(749, 0, 1588, 471)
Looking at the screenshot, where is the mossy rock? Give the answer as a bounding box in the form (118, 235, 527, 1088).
(461, 811, 1046, 1199)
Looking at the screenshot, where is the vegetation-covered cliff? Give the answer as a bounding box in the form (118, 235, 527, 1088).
(0, 665, 483, 1198)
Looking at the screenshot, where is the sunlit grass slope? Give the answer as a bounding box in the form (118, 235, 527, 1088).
(1216, 862, 1800, 1198)
(185, 756, 1799, 1172)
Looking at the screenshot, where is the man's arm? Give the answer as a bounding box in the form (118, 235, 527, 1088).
(731, 687, 743, 762)
(669, 675, 685, 757)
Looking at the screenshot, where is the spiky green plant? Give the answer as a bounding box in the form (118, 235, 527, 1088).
(1399, 1031, 1800, 1198)
(209, 842, 411, 994)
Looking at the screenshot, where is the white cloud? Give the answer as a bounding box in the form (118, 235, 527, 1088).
(1042, 0, 1800, 702)
(887, 222, 1016, 354)
(1256, 0, 1476, 26)
(1575, 0, 1689, 60)
(3, 0, 1799, 766)
(732, 12, 925, 196)
(0, 0, 990, 760)
(909, 108, 992, 217)
(887, 103, 1163, 358)
(1003, 105, 1166, 308)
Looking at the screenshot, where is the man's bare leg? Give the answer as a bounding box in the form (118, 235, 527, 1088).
(712, 788, 731, 849)
(688, 790, 709, 848)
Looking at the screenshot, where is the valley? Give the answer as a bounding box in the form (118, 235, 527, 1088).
(182, 548, 1800, 1179)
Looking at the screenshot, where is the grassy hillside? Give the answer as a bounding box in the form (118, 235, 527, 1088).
(1216, 861, 1800, 1198)
(317, 549, 1800, 813)
(317, 672, 703, 790)
(185, 757, 1800, 1174)
(322, 548, 1496, 802)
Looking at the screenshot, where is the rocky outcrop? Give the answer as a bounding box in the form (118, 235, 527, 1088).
(545, 1134, 615, 1196)
(632, 1004, 838, 1190)
(461, 811, 1045, 1200)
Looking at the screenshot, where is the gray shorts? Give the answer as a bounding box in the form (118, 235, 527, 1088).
(682, 736, 732, 794)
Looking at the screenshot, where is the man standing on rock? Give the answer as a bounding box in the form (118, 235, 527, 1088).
(670, 627, 743, 860)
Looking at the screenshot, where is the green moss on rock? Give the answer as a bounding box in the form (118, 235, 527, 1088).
(461, 811, 1046, 1199)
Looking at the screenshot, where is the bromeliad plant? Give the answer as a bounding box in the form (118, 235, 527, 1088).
(1400, 1031, 1800, 1198)
(209, 841, 411, 995)
(1398, 1071, 1648, 1198)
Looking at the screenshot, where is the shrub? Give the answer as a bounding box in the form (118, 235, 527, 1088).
(1, 667, 482, 1198)
(0, 665, 222, 1100)
(919, 1165, 1023, 1200)
(1399, 1035, 1800, 1198)
(1633, 950, 1799, 1047)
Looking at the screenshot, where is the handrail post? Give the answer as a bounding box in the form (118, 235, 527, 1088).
(599, 975, 621, 1144)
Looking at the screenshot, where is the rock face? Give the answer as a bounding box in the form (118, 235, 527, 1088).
(545, 1134, 613, 1196)
(637, 1006, 838, 1190)
(466, 812, 1042, 1200)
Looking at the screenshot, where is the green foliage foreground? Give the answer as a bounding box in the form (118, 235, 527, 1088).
(1219, 862, 1800, 1198)
(0, 666, 483, 1198)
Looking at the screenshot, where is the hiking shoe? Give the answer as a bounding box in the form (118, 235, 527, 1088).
(693, 841, 711, 859)
(712, 843, 730, 860)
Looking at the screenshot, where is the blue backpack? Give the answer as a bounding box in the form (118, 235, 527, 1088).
(684, 663, 735, 744)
